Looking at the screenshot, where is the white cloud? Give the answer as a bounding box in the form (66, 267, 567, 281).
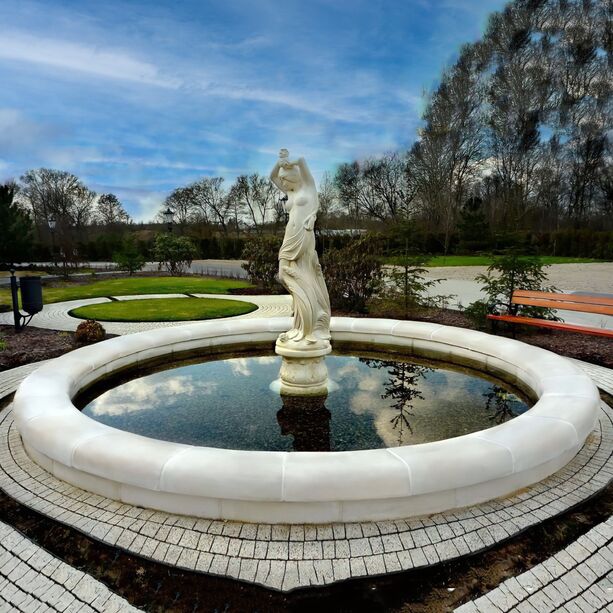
(133, 191, 166, 222)
(0, 31, 180, 88)
(229, 358, 252, 377)
(0, 108, 58, 155)
(88, 375, 218, 417)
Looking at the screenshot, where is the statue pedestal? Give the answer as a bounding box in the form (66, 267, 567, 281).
(275, 340, 331, 396)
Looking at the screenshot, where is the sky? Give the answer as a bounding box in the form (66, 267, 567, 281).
(0, 0, 507, 221)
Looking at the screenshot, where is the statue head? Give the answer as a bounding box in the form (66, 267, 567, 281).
(278, 149, 302, 191)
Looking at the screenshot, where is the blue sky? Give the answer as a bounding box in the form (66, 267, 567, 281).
(0, 0, 506, 221)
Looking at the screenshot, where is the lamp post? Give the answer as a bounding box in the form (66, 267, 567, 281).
(48, 216, 57, 267)
(163, 207, 174, 233)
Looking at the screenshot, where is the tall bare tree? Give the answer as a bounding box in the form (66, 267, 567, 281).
(95, 193, 131, 226)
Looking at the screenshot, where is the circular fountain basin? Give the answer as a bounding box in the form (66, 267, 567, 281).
(77, 353, 531, 451)
(13, 317, 600, 524)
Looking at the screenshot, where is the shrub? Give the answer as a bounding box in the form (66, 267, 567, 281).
(241, 234, 282, 292)
(463, 299, 490, 331)
(113, 236, 145, 275)
(0, 336, 6, 351)
(476, 254, 558, 320)
(382, 255, 440, 317)
(322, 236, 383, 312)
(154, 233, 197, 276)
(75, 320, 106, 344)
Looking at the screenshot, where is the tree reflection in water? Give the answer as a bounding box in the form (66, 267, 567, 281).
(360, 359, 433, 445)
(483, 385, 521, 424)
(276, 395, 331, 451)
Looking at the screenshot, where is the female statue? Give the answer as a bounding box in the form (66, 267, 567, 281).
(270, 149, 331, 348)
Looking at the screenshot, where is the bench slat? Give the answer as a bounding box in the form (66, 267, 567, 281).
(487, 314, 613, 338)
(511, 296, 613, 316)
(513, 290, 613, 308)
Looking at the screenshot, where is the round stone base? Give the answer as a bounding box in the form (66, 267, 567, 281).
(276, 354, 330, 396)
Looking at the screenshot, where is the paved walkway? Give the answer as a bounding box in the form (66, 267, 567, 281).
(0, 363, 139, 611)
(0, 522, 138, 613)
(455, 517, 613, 612)
(0, 293, 292, 335)
(1, 395, 610, 593)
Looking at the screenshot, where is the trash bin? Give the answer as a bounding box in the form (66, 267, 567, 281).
(20, 276, 43, 315)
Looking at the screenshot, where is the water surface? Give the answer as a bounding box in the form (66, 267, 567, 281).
(80, 353, 530, 451)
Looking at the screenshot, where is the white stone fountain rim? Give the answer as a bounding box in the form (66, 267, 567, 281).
(12, 317, 600, 524)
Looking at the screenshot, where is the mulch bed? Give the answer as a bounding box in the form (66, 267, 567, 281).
(0, 325, 112, 371)
(334, 304, 613, 369)
(0, 326, 75, 371)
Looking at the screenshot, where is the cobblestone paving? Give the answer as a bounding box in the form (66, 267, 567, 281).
(0, 354, 612, 605)
(0, 522, 138, 612)
(1, 363, 139, 611)
(454, 516, 613, 612)
(572, 359, 613, 396)
(0, 395, 610, 592)
(0, 293, 292, 335)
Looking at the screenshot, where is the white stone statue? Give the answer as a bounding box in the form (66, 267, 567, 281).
(270, 149, 331, 350)
(270, 149, 331, 395)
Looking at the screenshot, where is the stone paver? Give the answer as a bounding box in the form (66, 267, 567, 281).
(0, 518, 138, 612)
(454, 515, 613, 612)
(0, 293, 292, 335)
(0, 384, 610, 591)
(571, 359, 613, 396)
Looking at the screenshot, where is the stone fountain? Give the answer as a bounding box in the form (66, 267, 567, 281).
(10, 149, 600, 525)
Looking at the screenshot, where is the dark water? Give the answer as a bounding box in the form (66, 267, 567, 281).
(80, 354, 530, 451)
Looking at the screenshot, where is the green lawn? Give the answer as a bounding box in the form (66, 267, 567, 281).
(69, 297, 257, 322)
(383, 255, 608, 267)
(0, 276, 251, 309)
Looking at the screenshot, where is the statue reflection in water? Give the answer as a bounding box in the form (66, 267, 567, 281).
(277, 395, 331, 451)
(361, 359, 432, 446)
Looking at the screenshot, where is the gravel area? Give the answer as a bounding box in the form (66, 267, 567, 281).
(426, 262, 613, 294)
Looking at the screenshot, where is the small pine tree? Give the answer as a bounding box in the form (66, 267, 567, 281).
(476, 253, 558, 320)
(384, 255, 440, 318)
(112, 236, 145, 275)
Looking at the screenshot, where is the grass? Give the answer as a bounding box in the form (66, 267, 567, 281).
(383, 255, 608, 267)
(0, 276, 251, 309)
(69, 297, 257, 322)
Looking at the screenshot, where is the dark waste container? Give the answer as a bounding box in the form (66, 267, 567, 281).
(20, 276, 43, 315)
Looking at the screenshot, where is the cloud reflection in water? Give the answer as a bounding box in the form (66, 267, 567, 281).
(82, 354, 530, 451)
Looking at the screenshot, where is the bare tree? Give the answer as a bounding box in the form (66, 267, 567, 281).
(20, 168, 96, 266)
(95, 193, 131, 225)
(191, 177, 231, 234)
(229, 173, 279, 234)
(162, 186, 198, 229)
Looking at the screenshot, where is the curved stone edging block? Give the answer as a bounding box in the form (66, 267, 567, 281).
(12, 317, 600, 523)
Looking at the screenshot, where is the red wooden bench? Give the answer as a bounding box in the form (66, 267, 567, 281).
(487, 290, 613, 338)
